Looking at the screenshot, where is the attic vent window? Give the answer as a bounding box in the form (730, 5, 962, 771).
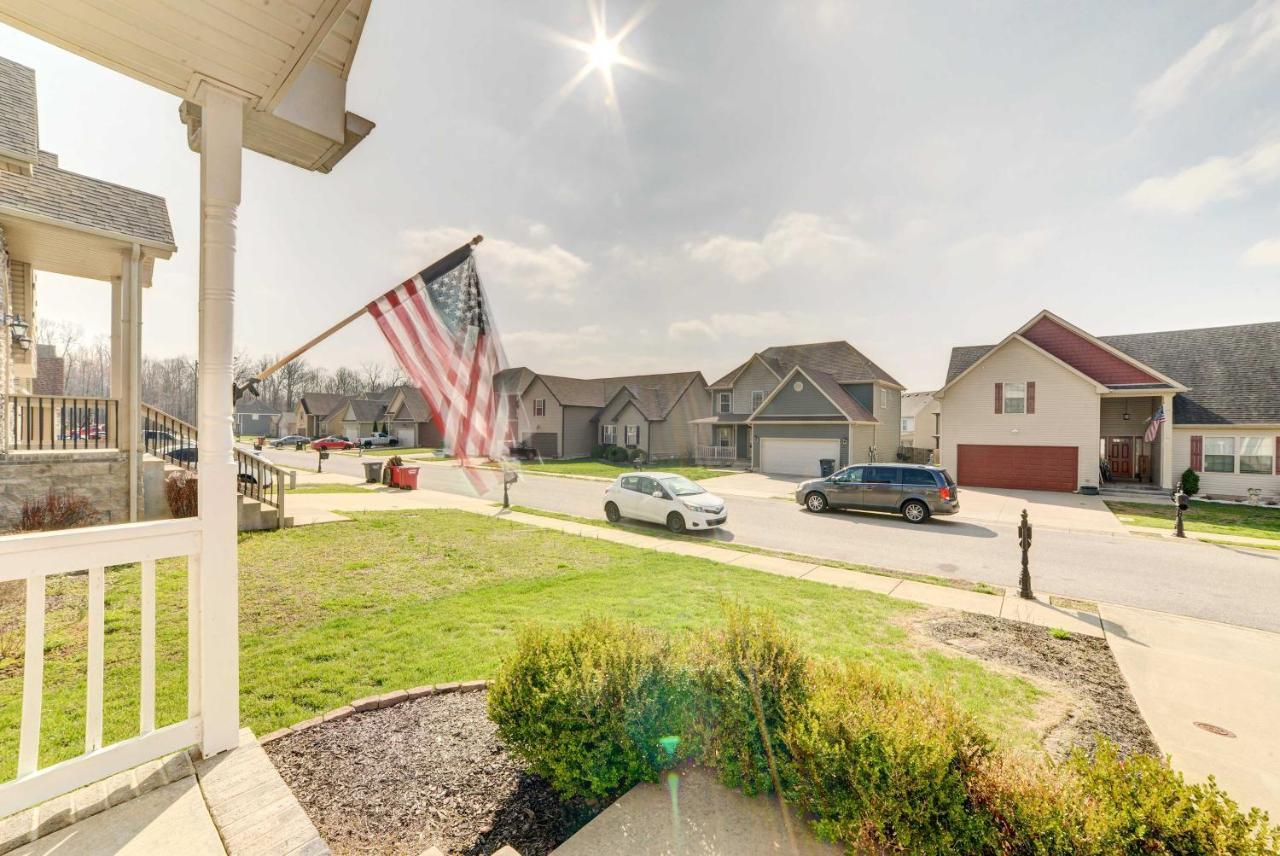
(792, 381, 804, 392)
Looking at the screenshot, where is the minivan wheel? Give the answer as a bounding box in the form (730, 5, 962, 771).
(805, 492, 829, 513)
(666, 512, 686, 533)
(605, 502, 621, 523)
(902, 500, 930, 524)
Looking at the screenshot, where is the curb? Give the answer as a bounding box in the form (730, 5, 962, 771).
(260, 680, 491, 745)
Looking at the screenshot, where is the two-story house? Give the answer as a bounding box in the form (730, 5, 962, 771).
(694, 341, 905, 476)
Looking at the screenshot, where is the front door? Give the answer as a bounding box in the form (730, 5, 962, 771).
(1107, 438, 1133, 478)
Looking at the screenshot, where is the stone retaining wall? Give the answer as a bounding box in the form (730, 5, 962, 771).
(0, 451, 129, 530)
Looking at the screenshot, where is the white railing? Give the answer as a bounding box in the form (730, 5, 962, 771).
(696, 445, 740, 463)
(0, 518, 204, 817)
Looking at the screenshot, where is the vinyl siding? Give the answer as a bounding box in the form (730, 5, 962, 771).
(758, 375, 842, 417)
(1100, 396, 1158, 437)
(754, 423, 848, 468)
(939, 338, 1101, 489)
(843, 383, 873, 413)
(850, 424, 878, 464)
(521, 378, 563, 457)
(562, 405, 597, 458)
(874, 383, 902, 451)
(902, 398, 942, 449)
(648, 380, 710, 460)
(9, 261, 33, 378)
(1174, 426, 1280, 499)
(732, 359, 780, 414)
(614, 402, 649, 451)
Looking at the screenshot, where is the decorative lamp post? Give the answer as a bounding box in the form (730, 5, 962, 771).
(502, 464, 519, 509)
(1173, 486, 1189, 538)
(1018, 509, 1034, 600)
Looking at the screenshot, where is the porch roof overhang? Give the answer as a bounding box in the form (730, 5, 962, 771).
(0, 210, 165, 284)
(691, 414, 752, 424)
(749, 415, 860, 424)
(0, 0, 375, 173)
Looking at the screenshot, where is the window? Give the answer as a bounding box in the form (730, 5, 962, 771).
(901, 468, 939, 487)
(1003, 382, 1026, 414)
(901, 416, 915, 433)
(866, 466, 900, 484)
(637, 476, 664, 497)
(625, 424, 639, 446)
(751, 390, 765, 410)
(716, 427, 731, 448)
(602, 424, 617, 444)
(831, 466, 865, 484)
(881, 388, 888, 410)
(533, 398, 546, 417)
(621, 475, 640, 492)
(1240, 437, 1274, 475)
(1204, 437, 1235, 473)
(718, 392, 731, 413)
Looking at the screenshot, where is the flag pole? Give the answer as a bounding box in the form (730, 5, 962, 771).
(242, 235, 484, 394)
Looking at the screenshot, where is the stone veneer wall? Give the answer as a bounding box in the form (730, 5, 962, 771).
(1, 225, 11, 452)
(0, 451, 129, 531)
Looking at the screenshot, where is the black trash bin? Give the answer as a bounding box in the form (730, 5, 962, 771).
(363, 461, 384, 483)
(819, 458, 836, 478)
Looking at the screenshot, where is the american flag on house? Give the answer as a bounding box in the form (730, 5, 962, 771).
(1144, 404, 1166, 443)
(366, 243, 510, 489)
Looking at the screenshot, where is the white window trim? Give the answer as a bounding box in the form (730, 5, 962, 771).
(751, 390, 765, 410)
(602, 424, 617, 444)
(1240, 436, 1273, 475)
(881, 388, 888, 410)
(1002, 381, 1027, 415)
(901, 416, 915, 433)
(1203, 436, 1236, 474)
(624, 424, 640, 446)
(718, 392, 731, 414)
(534, 398, 546, 417)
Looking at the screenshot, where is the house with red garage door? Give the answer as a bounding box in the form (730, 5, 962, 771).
(935, 310, 1280, 497)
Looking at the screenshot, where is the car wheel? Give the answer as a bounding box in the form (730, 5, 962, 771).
(363, 441, 372, 448)
(804, 491, 829, 513)
(604, 502, 621, 523)
(902, 500, 930, 524)
(666, 512, 686, 534)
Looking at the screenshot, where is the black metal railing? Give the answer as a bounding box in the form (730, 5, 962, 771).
(141, 403, 198, 470)
(7, 395, 120, 451)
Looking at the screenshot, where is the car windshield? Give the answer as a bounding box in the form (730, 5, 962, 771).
(659, 475, 705, 496)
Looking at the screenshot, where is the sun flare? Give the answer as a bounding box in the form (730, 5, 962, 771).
(587, 36, 621, 70)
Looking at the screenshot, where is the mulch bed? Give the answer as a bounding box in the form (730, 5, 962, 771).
(919, 612, 1160, 759)
(264, 690, 597, 856)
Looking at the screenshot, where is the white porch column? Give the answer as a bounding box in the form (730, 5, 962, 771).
(194, 81, 244, 758)
(1159, 392, 1175, 490)
(110, 276, 124, 400)
(116, 247, 142, 520)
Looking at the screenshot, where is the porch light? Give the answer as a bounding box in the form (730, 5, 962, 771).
(1122, 401, 1131, 421)
(3, 313, 30, 346)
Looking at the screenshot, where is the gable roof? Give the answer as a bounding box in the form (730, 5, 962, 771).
(344, 398, 388, 422)
(385, 386, 433, 422)
(234, 396, 279, 416)
(540, 374, 608, 408)
(495, 367, 536, 398)
(298, 393, 347, 417)
(901, 391, 938, 419)
(758, 341, 903, 388)
(751, 365, 876, 423)
(599, 372, 703, 420)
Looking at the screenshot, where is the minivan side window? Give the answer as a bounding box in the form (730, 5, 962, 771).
(866, 466, 900, 484)
(901, 469, 939, 487)
(832, 467, 864, 484)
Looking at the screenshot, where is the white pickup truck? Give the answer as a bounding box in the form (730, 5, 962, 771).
(356, 431, 400, 448)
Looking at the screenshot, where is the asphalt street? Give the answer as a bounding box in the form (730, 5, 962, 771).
(255, 445, 1280, 632)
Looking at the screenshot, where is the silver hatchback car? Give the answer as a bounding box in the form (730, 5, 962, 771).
(795, 463, 959, 523)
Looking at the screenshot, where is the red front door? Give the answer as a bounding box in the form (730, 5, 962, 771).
(1107, 438, 1133, 478)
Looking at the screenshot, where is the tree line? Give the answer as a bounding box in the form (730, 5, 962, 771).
(37, 320, 404, 425)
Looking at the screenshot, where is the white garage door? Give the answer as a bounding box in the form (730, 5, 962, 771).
(759, 438, 840, 476)
(395, 426, 416, 447)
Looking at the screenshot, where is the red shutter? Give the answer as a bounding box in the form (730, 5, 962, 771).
(994, 383, 1003, 414)
(1275, 437, 1279, 475)
(1190, 435, 1203, 472)
(1026, 382, 1036, 415)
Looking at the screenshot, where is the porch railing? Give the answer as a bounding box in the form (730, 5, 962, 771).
(141, 403, 198, 470)
(696, 445, 740, 464)
(0, 518, 204, 817)
(6, 395, 119, 451)
(234, 447, 291, 528)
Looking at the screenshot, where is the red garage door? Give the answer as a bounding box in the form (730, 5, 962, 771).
(956, 445, 1078, 492)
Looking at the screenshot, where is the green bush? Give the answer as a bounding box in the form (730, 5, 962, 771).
(590, 444, 607, 459)
(605, 445, 630, 463)
(693, 604, 808, 796)
(968, 753, 1096, 855)
(785, 661, 994, 854)
(487, 619, 697, 802)
(630, 447, 648, 465)
(1181, 467, 1200, 496)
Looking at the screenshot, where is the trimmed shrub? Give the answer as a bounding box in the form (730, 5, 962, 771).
(15, 490, 99, 532)
(968, 753, 1094, 855)
(629, 448, 648, 465)
(487, 619, 697, 802)
(165, 471, 198, 518)
(590, 444, 607, 459)
(693, 604, 808, 796)
(784, 660, 995, 855)
(605, 445, 630, 463)
(1181, 467, 1200, 496)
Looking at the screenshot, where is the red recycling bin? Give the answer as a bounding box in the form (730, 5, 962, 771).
(390, 465, 420, 490)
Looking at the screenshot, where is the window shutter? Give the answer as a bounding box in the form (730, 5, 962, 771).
(994, 383, 1003, 414)
(1026, 382, 1036, 415)
(1190, 435, 1203, 472)
(1275, 437, 1279, 475)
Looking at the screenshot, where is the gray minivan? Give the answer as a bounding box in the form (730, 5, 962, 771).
(794, 463, 959, 523)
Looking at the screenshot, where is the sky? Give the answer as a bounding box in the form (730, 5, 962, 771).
(3, 0, 1279, 391)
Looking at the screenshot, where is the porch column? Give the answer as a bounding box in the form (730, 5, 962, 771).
(110, 276, 123, 401)
(194, 80, 244, 758)
(117, 247, 142, 520)
(1159, 392, 1175, 490)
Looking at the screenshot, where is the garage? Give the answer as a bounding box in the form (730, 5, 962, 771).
(957, 444, 1078, 492)
(528, 432, 559, 458)
(395, 426, 416, 447)
(759, 437, 841, 477)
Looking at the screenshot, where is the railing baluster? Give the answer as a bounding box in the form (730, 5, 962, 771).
(85, 566, 105, 753)
(18, 574, 45, 777)
(140, 559, 156, 734)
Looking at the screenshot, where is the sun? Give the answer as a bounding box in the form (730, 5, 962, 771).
(587, 36, 621, 70)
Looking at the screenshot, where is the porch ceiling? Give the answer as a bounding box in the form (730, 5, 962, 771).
(0, 213, 158, 283)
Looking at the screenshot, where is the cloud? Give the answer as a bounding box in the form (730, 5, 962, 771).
(503, 324, 608, 354)
(668, 310, 816, 342)
(401, 226, 590, 303)
(1242, 237, 1280, 267)
(948, 227, 1055, 269)
(1135, 0, 1280, 119)
(1125, 139, 1280, 214)
(685, 211, 879, 282)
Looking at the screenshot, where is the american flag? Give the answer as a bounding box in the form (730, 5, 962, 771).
(1144, 404, 1166, 443)
(367, 244, 509, 490)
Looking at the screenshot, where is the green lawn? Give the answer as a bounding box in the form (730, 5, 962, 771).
(0, 510, 1043, 779)
(1105, 499, 1280, 541)
(338, 446, 444, 458)
(287, 484, 374, 494)
(508, 458, 733, 481)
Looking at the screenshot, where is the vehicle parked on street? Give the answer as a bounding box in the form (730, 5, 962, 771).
(795, 463, 959, 523)
(603, 471, 727, 533)
(357, 431, 400, 448)
(272, 434, 310, 449)
(311, 435, 354, 451)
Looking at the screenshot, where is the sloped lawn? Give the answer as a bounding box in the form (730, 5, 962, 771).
(1105, 499, 1280, 541)
(0, 510, 1042, 778)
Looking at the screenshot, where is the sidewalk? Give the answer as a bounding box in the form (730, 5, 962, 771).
(285, 484, 1280, 818)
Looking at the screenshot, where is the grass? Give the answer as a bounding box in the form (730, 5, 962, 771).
(1049, 627, 1072, 640)
(507, 504, 1006, 596)
(0, 510, 1042, 779)
(502, 458, 734, 481)
(1105, 499, 1280, 542)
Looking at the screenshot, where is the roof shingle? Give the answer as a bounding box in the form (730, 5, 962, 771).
(0, 56, 37, 167)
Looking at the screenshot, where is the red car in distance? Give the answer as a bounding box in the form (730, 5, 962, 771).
(311, 436, 354, 451)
